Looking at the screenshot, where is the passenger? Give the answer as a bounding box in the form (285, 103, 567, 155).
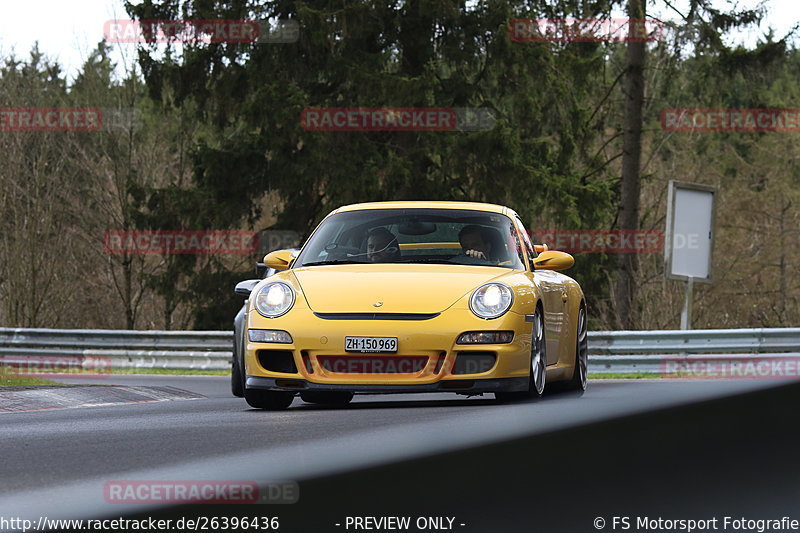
(367, 227, 401, 263)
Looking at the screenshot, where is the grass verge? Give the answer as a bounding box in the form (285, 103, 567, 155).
(590, 372, 661, 379)
(110, 368, 228, 376)
(0, 377, 63, 387)
(0, 367, 228, 386)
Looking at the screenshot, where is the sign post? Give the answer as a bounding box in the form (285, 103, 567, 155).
(664, 181, 716, 329)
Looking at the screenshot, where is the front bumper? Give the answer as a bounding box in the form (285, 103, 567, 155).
(244, 307, 534, 389)
(246, 376, 528, 394)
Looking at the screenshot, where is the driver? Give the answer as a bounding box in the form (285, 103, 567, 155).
(458, 225, 494, 261)
(367, 227, 401, 263)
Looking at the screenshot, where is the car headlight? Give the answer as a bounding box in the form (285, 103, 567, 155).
(469, 283, 513, 319)
(254, 282, 295, 318)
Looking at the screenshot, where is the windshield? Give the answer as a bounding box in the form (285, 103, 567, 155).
(295, 208, 527, 269)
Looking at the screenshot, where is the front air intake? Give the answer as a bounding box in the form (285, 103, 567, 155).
(452, 352, 496, 375)
(313, 312, 440, 320)
(257, 350, 298, 373)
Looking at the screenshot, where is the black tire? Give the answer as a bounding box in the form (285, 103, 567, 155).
(231, 354, 245, 397)
(496, 307, 546, 402)
(231, 307, 246, 398)
(564, 306, 588, 392)
(244, 389, 295, 410)
(300, 391, 354, 405)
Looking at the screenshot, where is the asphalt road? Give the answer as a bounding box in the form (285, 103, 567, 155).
(0, 375, 794, 528)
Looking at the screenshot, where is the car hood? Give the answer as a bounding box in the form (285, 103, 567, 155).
(292, 264, 510, 314)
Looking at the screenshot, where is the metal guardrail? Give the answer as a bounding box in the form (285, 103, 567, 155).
(588, 328, 800, 374)
(0, 328, 232, 371)
(589, 328, 800, 355)
(1, 327, 799, 374)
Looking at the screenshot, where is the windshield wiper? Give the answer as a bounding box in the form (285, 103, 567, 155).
(397, 258, 459, 264)
(300, 260, 368, 266)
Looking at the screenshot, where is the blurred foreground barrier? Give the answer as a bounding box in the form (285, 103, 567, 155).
(1, 327, 799, 374)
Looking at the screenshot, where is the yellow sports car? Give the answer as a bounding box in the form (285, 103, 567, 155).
(232, 201, 587, 410)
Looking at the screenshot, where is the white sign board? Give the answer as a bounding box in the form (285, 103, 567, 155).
(665, 181, 715, 282)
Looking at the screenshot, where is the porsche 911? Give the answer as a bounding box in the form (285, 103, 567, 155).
(232, 201, 587, 410)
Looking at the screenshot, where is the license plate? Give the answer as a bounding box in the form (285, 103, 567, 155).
(345, 336, 398, 353)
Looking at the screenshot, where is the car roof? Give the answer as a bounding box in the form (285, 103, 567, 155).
(333, 201, 512, 216)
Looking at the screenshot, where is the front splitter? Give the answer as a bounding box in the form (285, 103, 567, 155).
(246, 376, 528, 394)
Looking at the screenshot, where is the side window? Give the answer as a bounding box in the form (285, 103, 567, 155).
(504, 221, 527, 267)
(514, 216, 536, 264)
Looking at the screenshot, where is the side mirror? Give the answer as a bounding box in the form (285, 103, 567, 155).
(264, 249, 295, 270)
(235, 279, 261, 298)
(533, 250, 574, 271)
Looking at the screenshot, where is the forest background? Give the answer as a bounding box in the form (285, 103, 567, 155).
(1, 0, 797, 331)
